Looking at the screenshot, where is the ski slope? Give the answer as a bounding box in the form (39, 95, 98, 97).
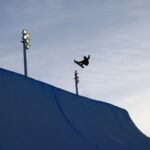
(0, 68, 149, 150)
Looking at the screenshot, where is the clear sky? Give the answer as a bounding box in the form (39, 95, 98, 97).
(0, 0, 150, 136)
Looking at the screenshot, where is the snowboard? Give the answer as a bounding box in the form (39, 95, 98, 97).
(74, 60, 84, 68)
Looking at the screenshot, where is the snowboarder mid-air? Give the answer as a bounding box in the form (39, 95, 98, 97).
(74, 55, 90, 68)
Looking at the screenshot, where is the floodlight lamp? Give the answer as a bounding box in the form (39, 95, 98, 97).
(23, 35, 28, 40)
(26, 39, 30, 43)
(26, 44, 30, 49)
(23, 33, 30, 40)
(22, 29, 27, 34)
(26, 33, 30, 38)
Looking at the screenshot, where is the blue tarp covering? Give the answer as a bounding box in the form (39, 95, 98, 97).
(0, 68, 149, 150)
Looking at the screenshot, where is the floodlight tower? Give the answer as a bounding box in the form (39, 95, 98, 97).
(21, 29, 30, 77)
(74, 70, 79, 95)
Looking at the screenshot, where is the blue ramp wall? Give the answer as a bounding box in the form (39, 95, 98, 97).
(0, 68, 149, 150)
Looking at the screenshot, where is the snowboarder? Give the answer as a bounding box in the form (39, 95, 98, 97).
(74, 55, 90, 68)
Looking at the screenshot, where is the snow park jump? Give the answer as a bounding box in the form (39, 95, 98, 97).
(0, 68, 150, 150)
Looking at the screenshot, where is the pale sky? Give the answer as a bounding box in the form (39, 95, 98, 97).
(0, 0, 150, 136)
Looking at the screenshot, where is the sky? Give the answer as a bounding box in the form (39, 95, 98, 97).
(0, 0, 150, 136)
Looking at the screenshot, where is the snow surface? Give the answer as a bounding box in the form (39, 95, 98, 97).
(0, 68, 150, 150)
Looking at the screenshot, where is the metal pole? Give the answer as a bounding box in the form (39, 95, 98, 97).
(74, 70, 79, 95)
(22, 29, 30, 77)
(23, 43, 28, 77)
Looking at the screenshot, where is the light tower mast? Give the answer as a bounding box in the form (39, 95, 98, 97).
(21, 29, 30, 77)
